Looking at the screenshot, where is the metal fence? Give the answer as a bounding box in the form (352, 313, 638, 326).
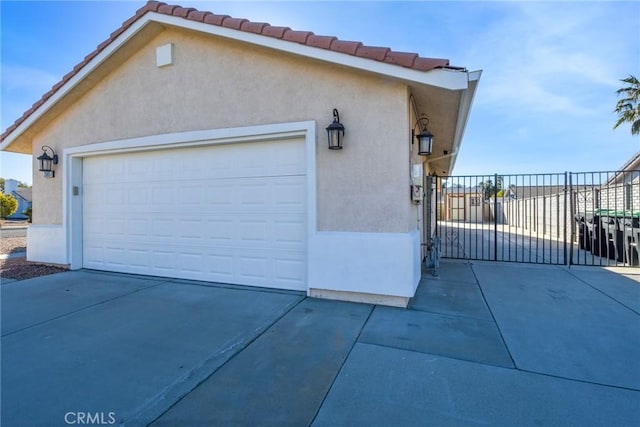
(435, 170, 640, 267)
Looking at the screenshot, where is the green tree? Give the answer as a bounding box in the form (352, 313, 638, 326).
(478, 180, 495, 200)
(1, 193, 18, 218)
(23, 206, 32, 223)
(0, 178, 4, 193)
(478, 177, 503, 199)
(614, 75, 640, 135)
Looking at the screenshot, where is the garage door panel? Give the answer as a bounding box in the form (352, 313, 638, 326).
(275, 258, 306, 282)
(239, 255, 270, 280)
(275, 220, 306, 244)
(178, 252, 205, 273)
(126, 219, 149, 237)
(128, 249, 150, 268)
(85, 216, 305, 250)
(178, 185, 204, 206)
(84, 246, 104, 265)
(206, 219, 234, 241)
(274, 182, 306, 207)
(150, 218, 175, 237)
(151, 250, 177, 272)
(177, 219, 206, 240)
(83, 138, 307, 291)
(206, 254, 234, 277)
(104, 247, 127, 266)
(128, 184, 151, 205)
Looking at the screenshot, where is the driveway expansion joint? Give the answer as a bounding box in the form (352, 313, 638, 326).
(141, 295, 307, 427)
(470, 262, 518, 369)
(563, 268, 640, 316)
(1, 278, 169, 338)
(308, 303, 375, 425)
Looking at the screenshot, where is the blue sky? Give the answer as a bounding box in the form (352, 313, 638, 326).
(1, 1, 639, 185)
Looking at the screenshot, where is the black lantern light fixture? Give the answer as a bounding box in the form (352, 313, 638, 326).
(37, 145, 58, 178)
(325, 108, 345, 150)
(414, 114, 434, 156)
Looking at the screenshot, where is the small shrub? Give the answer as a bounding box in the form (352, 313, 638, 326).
(23, 206, 33, 223)
(0, 193, 18, 218)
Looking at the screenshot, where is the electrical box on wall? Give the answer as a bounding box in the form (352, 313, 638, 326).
(412, 163, 423, 185)
(411, 163, 424, 203)
(411, 185, 423, 203)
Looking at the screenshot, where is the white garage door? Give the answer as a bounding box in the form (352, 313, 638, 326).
(83, 138, 307, 291)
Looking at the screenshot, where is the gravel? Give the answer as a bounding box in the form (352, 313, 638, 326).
(1, 237, 26, 254)
(1, 235, 68, 281)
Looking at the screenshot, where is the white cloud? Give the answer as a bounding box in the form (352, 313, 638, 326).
(1, 64, 60, 130)
(1, 64, 59, 93)
(461, 2, 635, 117)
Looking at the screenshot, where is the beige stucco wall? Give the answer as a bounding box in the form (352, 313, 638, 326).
(32, 27, 411, 232)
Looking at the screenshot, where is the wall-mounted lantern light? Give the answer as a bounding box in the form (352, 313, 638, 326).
(325, 108, 345, 150)
(37, 145, 58, 178)
(414, 114, 434, 156)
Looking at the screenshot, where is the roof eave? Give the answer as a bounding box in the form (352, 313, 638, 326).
(446, 70, 482, 174)
(1, 10, 469, 153)
(605, 150, 640, 185)
(0, 16, 156, 154)
(151, 13, 470, 90)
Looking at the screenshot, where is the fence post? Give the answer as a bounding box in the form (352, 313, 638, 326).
(494, 173, 498, 261)
(568, 172, 574, 266)
(564, 171, 568, 265)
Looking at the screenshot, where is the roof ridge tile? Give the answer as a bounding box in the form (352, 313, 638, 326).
(175, 7, 197, 18)
(384, 51, 419, 68)
(157, 4, 178, 14)
(282, 29, 314, 44)
(306, 35, 337, 49)
(261, 25, 291, 39)
(221, 17, 248, 30)
(355, 45, 390, 61)
(241, 21, 268, 34)
(203, 13, 229, 26)
(330, 40, 363, 55)
(142, 1, 164, 13)
(186, 10, 207, 22)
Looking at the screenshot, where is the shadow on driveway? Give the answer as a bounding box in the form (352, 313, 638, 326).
(2, 264, 639, 426)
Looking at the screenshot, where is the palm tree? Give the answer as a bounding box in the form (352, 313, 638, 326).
(614, 75, 640, 135)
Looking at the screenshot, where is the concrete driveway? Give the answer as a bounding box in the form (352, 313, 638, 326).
(2, 263, 639, 426)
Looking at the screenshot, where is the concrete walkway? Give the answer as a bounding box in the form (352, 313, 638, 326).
(2, 263, 639, 426)
(438, 220, 625, 267)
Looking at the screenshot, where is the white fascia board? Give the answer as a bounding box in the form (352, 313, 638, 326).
(150, 13, 469, 91)
(447, 69, 482, 174)
(0, 18, 151, 152)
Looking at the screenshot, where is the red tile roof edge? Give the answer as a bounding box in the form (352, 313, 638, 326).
(1, 0, 464, 142)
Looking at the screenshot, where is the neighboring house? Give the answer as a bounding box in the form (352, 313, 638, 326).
(441, 186, 485, 222)
(0, 1, 480, 307)
(2, 179, 32, 220)
(602, 150, 640, 212)
(568, 153, 640, 216)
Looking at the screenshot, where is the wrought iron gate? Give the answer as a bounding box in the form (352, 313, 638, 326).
(435, 171, 640, 267)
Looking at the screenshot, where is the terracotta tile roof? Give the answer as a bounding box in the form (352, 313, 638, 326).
(1, 1, 459, 142)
